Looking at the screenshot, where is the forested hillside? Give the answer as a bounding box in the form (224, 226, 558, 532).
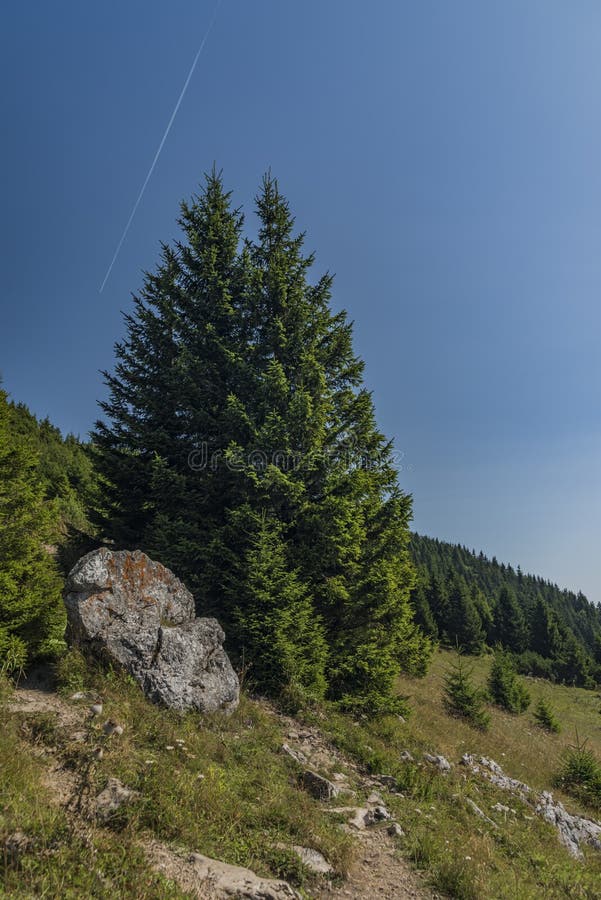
(410, 533, 601, 687)
(8, 401, 97, 536)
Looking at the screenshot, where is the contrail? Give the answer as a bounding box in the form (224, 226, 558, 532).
(99, 0, 223, 293)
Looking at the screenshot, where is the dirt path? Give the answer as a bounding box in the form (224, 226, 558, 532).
(7, 681, 436, 899)
(273, 714, 439, 900)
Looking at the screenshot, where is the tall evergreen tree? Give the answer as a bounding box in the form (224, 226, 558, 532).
(0, 389, 65, 671)
(94, 172, 430, 710)
(443, 573, 485, 653)
(492, 585, 528, 653)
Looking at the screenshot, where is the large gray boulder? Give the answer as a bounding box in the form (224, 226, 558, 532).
(64, 548, 239, 713)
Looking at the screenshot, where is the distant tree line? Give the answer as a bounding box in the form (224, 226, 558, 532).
(410, 534, 600, 687)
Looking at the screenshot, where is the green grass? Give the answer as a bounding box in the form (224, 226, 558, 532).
(1, 659, 353, 897)
(0, 678, 185, 899)
(294, 649, 601, 899)
(4, 649, 601, 899)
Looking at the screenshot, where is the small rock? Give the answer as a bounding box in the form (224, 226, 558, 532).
(399, 750, 414, 763)
(376, 774, 398, 790)
(291, 846, 333, 875)
(347, 807, 375, 830)
(387, 822, 405, 838)
(89, 703, 103, 717)
(366, 791, 384, 805)
(183, 850, 299, 898)
(301, 770, 340, 801)
(423, 753, 452, 773)
(373, 805, 391, 821)
(282, 743, 307, 765)
(70, 730, 87, 743)
(95, 777, 138, 822)
(397, 715, 406, 724)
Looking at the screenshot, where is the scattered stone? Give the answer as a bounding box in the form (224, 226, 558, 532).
(366, 791, 384, 805)
(95, 777, 138, 822)
(282, 743, 307, 765)
(89, 702, 103, 717)
(536, 792, 601, 859)
(399, 750, 414, 763)
(290, 846, 334, 875)
(461, 754, 530, 798)
(376, 774, 398, 791)
(70, 730, 87, 743)
(373, 805, 392, 821)
(423, 753, 452, 773)
(352, 807, 376, 829)
(148, 840, 299, 899)
(464, 753, 601, 857)
(301, 770, 340, 801)
(466, 798, 498, 828)
(387, 822, 405, 838)
(65, 548, 239, 714)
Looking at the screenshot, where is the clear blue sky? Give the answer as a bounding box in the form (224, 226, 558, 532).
(1, 1, 600, 602)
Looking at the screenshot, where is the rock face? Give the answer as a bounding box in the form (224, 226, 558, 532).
(64, 549, 239, 713)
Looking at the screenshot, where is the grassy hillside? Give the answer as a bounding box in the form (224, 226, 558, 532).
(3, 651, 601, 899)
(296, 649, 601, 898)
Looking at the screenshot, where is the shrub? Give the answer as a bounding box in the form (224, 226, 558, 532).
(488, 650, 530, 714)
(555, 735, 601, 810)
(533, 697, 561, 733)
(443, 654, 490, 730)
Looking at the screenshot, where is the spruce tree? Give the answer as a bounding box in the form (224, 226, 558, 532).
(533, 696, 561, 733)
(230, 509, 327, 703)
(487, 649, 530, 713)
(443, 653, 490, 730)
(94, 171, 430, 710)
(411, 578, 439, 639)
(492, 585, 528, 652)
(0, 389, 65, 671)
(443, 573, 485, 653)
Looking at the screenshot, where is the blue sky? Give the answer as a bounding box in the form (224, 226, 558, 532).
(1, 1, 600, 601)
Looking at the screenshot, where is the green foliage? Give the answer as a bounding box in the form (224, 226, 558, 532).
(54, 647, 90, 696)
(443, 574, 485, 653)
(492, 586, 528, 653)
(443, 654, 490, 730)
(231, 510, 327, 702)
(554, 734, 601, 810)
(410, 534, 599, 686)
(0, 389, 66, 669)
(93, 170, 431, 711)
(533, 696, 561, 733)
(8, 401, 97, 535)
(487, 650, 530, 714)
